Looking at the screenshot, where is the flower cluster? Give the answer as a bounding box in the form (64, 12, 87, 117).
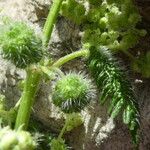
(61, 0, 146, 51)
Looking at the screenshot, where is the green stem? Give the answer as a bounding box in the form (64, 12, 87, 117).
(15, 68, 41, 130)
(58, 121, 68, 139)
(43, 0, 63, 45)
(52, 49, 89, 68)
(15, 0, 63, 130)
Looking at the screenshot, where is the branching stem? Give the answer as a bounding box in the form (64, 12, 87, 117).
(15, 68, 41, 130)
(58, 120, 68, 139)
(14, 0, 64, 130)
(14, 0, 88, 131)
(43, 0, 64, 45)
(52, 49, 89, 68)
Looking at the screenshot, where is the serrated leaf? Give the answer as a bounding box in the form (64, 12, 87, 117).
(100, 88, 112, 104)
(108, 97, 119, 114)
(123, 105, 134, 125)
(88, 46, 140, 145)
(129, 120, 138, 131)
(110, 99, 124, 118)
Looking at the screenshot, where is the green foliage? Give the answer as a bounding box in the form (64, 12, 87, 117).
(60, 0, 86, 25)
(50, 138, 67, 150)
(88, 0, 102, 5)
(65, 113, 83, 132)
(60, 0, 144, 145)
(88, 46, 139, 145)
(83, 0, 146, 50)
(0, 126, 36, 150)
(52, 72, 95, 113)
(132, 51, 150, 78)
(0, 0, 147, 148)
(0, 20, 43, 68)
(61, 0, 146, 51)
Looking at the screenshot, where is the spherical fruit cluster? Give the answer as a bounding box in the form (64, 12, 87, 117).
(0, 126, 36, 150)
(52, 73, 95, 113)
(0, 20, 43, 68)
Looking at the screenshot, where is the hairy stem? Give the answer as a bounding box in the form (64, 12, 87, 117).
(15, 0, 64, 130)
(15, 68, 41, 130)
(43, 0, 63, 45)
(52, 49, 89, 67)
(58, 121, 68, 139)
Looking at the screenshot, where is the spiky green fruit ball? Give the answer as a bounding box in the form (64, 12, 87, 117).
(0, 21, 43, 68)
(52, 73, 95, 113)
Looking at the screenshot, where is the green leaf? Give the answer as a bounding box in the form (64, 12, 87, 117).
(123, 105, 133, 124)
(108, 97, 119, 114)
(88, 46, 140, 145)
(111, 99, 124, 118)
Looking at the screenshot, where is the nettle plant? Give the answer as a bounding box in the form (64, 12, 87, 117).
(0, 0, 148, 149)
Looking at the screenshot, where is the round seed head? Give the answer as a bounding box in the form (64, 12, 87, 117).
(0, 20, 43, 68)
(52, 73, 95, 113)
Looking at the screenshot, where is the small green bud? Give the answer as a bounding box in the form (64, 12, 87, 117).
(87, 8, 101, 23)
(83, 28, 101, 46)
(50, 138, 67, 150)
(65, 113, 83, 132)
(52, 73, 95, 113)
(100, 32, 108, 44)
(99, 17, 108, 29)
(61, 0, 85, 25)
(0, 20, 43, 68)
